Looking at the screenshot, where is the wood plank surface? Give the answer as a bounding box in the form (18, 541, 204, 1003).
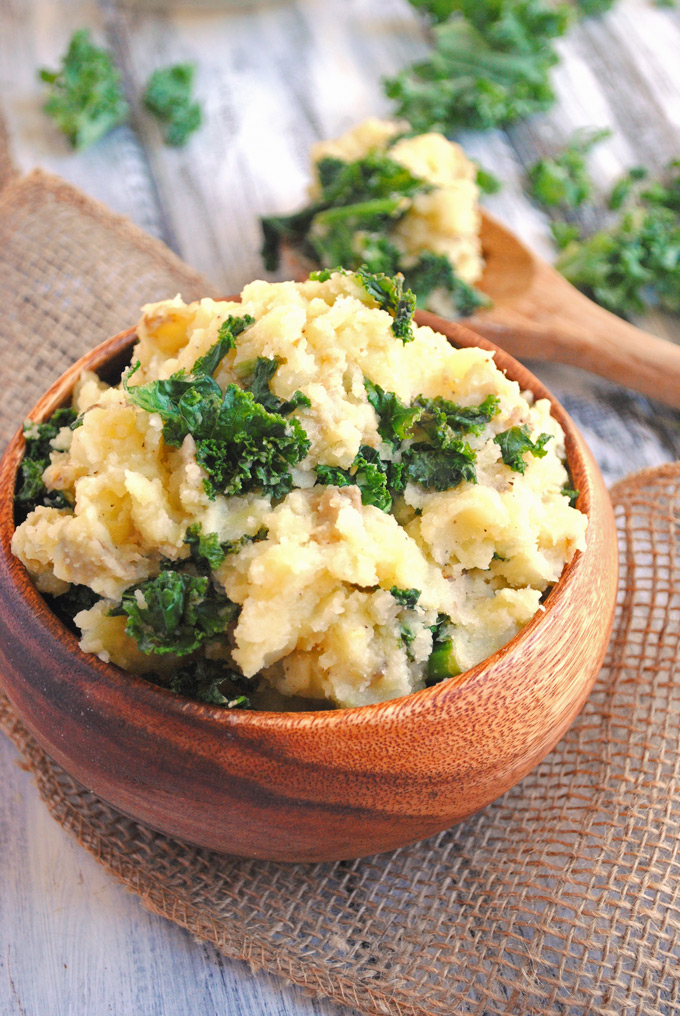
(0, 1, 679, 1013)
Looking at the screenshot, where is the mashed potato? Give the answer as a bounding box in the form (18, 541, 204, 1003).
(12, 272, 586, 709)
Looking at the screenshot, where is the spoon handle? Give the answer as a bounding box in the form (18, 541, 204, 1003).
(469, 260, 680, 409)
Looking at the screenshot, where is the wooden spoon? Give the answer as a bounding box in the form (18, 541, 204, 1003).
(469, 211, 680, 409)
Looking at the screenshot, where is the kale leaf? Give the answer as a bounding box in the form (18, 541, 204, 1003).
(167, 658, 251, 708)
(384, 3, 570, 134)
(401, 440, 477, 491)
(15, 408, 78, 522)
(364, 379, 421, 449)
(38, 29, 129, 150)
(426, 613, 461, 684)
(405, 252, 491, 316)
(494, 425, 552, 473)
(185, 522, 268, 573)
(555, 160, 680, 317)
(415, 393, 500, 438)
(391, 586, 421, 608)
(110, 570, 238, 656)
(357, 268, 417, 342)
(528, 128, 611, 209)
(240, 357, 311, 415)
(143, 63, 202, 147)
(125, 316, 310, 501)
(46, 582, 100, 632)
(316, 446, 399, 512)
(193, 315, 254, 376)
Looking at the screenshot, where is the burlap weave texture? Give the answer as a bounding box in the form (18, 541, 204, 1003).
(0, 165, 679, 1016)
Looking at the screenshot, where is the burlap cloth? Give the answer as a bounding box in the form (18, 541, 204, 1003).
(1, 134, 680, 1016)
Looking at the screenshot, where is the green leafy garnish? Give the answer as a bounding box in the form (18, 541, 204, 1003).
(555, 160, 680, 317)
(391, 586, 421, 608)
(476, 164, 502, 195)
(561, 485, 579, 506)
(494, 425, 552, 473)
(357, 268, 417, 342)
(401, 440, 477, 491)
(143, 63, 202, 147)
(125, 317, 310, 501)
(38, 29, 129, 150)
(406, 252, 491, 316)
(166, 659, 251, 708)
(384, 2, 570, 134)
(110, 570, 238, 656)
(528, 128, 611, 209)
(193, 315, 254, 376)
(261, 153, 487, 318)
(184, 524, 227, 572)
(573, 0, 616, 15)
(364, 379, 421, 449)
(15, 408, 78, 521)
(240, 357, 311, 414)
(426, 613, 460, 684)
(415, 393, 501, 438)
(47, 583, 99, 631)
(316, 446, 400, 512)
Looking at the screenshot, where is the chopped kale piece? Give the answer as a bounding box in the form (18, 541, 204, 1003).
(426, 613, 460, 684)
(166, 658, 251, 708)
(494, 425, 552, 473)
(15, 407, 78, 522)
(401, 440, 477, 491)
(391, 586, 421, 608)
(125, 325, 310, 501)
(356, 268, 417, 342)
(184, 524, 227, 572)
(476, 164, 502, 194)
(562, 485, 579, 506)
(556, 160, 680, 317)
(241, 357, 311, 415)
(316, 446, 397, 512)
(414, 393, 500, 438)
(38, 29, 129, 150)
(143, 62, 202, 147)
(406, 252, 490, 317)
(192, 315, 255, 376)
(110, 570, 238, 656)
(364, 379, 421, 449)
(528, 128, 611, 209)
(384, 3, 570, 134)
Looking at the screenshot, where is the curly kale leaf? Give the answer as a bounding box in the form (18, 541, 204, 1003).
(261, 152, 430, 272)
(556, 160, 680, 317)
(316, 446, 401, 512)
(46, 582, 100, 632)
(240, 357, 311, 415)
(125, 317, 310, 500)
(15, 407, 78, 521)
(364, 379, 421, 449)
(166, 658, 251, 708)
(356, 267, 417, 342)
(406, 252, 491, 317)
(415, 393, 500, 439)
(193, 315, 255, 376)
(185, 523, 268, 573)
(38, 29, 129, 150)
(110, 570, 238, 656)
(384, 5, 569, 134)
(528, 128, 611, 209)
(143, 62, 202, 147)
(391, 586, 421, 608)
(494, 425, 552, 473)
(401, 440, 477, 491)
(426, 613, 460, 684)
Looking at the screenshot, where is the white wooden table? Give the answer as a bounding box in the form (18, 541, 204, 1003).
(1, 1, 679, 1013)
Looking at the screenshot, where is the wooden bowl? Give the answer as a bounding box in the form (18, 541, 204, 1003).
(0, 314, 618, 862)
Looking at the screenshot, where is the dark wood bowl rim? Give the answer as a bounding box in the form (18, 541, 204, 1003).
(0, 308, 593, 732)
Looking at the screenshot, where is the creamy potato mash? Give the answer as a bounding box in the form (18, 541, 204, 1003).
(12, 272, 586, 709)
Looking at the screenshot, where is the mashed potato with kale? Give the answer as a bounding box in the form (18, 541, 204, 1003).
(12, 272, 586, 709)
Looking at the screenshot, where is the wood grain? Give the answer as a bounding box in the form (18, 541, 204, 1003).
(0, 318, 618, 863)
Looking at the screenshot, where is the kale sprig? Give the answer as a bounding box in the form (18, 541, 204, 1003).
(109, 570, 239, 656)
(261, 154, 488, 319)
(38, 29, 129, 150)
(385, 2, 570, 134)
(14, 408, 78, 522)
(555, 160, 680, 317)
(528, 128, 611, 209)
(125, 316, 311, 500)
(143, 63, 202, 147)
(494, 425, 552, 473)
